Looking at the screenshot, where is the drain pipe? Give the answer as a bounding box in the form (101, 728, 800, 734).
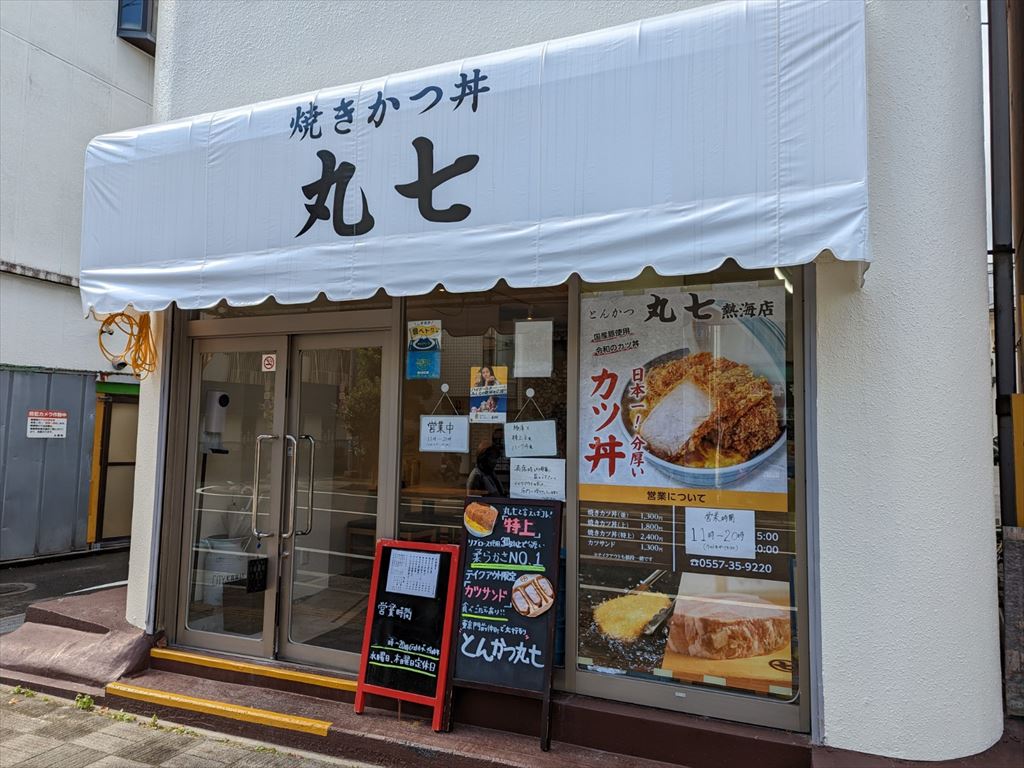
(988, 0, 1017, 529)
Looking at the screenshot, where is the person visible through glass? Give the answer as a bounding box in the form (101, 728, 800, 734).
(467, 441, 505, 497)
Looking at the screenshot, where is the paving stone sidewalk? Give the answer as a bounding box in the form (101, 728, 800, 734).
(0, 685, 374, 768)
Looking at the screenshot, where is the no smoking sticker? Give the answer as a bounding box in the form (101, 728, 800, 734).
(261, 353, 277, 372)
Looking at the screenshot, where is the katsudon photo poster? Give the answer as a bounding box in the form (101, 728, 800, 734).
(578, 282, 789, 510)
(575, 281, 796, 699)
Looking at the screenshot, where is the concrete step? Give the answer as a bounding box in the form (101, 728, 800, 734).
(0, 668, 106, 703)
(106, 668, 682, 768)
(0, 587, 151, 704)
(148, 647, 357, 702)
(23, 585, 134, 634)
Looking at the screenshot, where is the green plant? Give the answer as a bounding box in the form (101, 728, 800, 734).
(74, 694, 94, 711)
(148, 714, 159, 728)
(12, 685, 36, 697)
(110, 710, 136, 722)
(169, 725, 198, 736)
(254, 745, 278, 753)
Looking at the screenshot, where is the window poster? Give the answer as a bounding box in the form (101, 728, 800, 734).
(406, 320, 442, 379)
(514, 319, 553, 378)
(577, 281, 797, 700)
(469, 365, 507, 423)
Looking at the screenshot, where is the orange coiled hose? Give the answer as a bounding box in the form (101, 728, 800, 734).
(98, 311, 157, 379)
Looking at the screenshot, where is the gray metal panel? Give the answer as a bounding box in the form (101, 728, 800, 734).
(0, 372, 9, 508)
(0, 368, 96, 561)
(36, 375, 90, 555)
(1, 371, 46, 560)
(74, 382, 95, 551)
(0, 372, 11, 555)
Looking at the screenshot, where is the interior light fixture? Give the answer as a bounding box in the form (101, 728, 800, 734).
(773, 268, 794, 294)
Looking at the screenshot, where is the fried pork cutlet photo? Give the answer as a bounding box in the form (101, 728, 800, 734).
(638, 352, 780, 468)
(593, 592, 672, 643)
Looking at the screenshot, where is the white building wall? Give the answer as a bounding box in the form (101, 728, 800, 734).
(814, 0, 1002, 759)
(0, 0, 152, 372)
(0, 274, 117, 371)
(128, 0, 1002, 760)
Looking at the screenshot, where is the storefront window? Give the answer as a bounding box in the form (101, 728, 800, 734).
(575, 266, 800, 707)
(398, 284, 569, 543)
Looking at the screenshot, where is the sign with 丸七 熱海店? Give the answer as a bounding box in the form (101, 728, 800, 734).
(81, 2, 869, 315)
(26, 410, 68, 439)
(452, 497, 563, 750)
(579, 281, 789, 510)
(419, 415, 469, 453)
(355, 540, 459, 732)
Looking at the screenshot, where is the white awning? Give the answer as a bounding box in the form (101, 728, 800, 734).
(80, 0, 867, 314)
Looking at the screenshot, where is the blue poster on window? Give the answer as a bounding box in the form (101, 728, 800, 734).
(407, 320, 442, 379)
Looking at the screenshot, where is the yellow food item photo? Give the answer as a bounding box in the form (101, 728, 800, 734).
(463, 502, 498, 536)
(593, 592, 671, 643)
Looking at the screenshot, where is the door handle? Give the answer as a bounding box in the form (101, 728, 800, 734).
(251, 434, 277, 539)
(297, 434, 316, 536)
(281, 435, 298, 540)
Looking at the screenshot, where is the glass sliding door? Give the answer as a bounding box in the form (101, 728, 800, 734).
(178, 337, 287, 658)
(279, 332, 394, 668)
(175, 321, 397, 671)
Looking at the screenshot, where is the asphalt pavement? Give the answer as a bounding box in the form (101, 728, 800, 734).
(0, 549, 130, 634)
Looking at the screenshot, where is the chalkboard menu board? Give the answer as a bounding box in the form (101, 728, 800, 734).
(355, 540, 459, 732)
(452, 497, 563, 748)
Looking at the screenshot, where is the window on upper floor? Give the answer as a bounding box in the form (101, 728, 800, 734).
(117, 0, 157, 56)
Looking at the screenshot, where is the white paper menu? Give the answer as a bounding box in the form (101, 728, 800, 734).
(386, 550, 441, 598)
(514, 319, 553, 378)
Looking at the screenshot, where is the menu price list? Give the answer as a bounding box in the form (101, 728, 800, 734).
(579, 504, 681, 568)
(579, 503, 793, 581)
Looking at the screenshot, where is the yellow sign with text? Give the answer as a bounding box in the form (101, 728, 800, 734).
(578, 483, 789, 513)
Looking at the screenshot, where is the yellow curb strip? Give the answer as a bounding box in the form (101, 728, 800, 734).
(105, 681, 331, 736)
(150, 648, 357, 692)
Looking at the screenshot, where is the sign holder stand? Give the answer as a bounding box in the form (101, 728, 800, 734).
(354, 539, 460, 732)
(448, 498, 563, 751)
